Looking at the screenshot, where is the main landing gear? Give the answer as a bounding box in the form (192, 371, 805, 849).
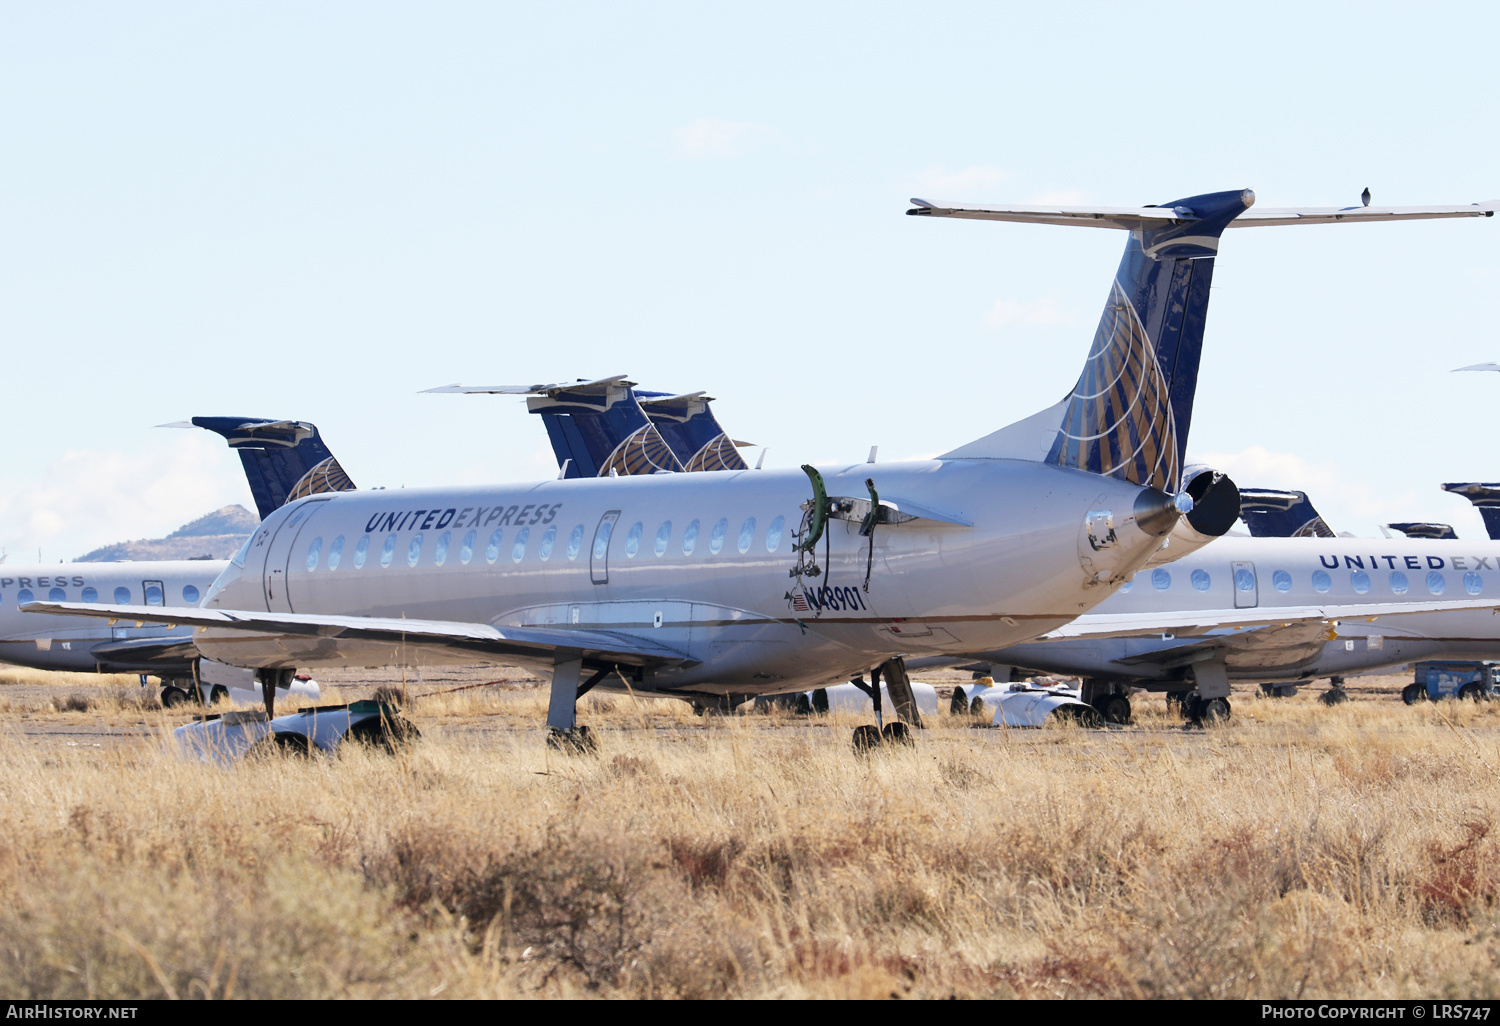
(1319, 676, 1350, 706)
(545, 651, 615, 755)
(1079, 678, 1132, 725)
(848, 657, 921, 755)
(1170, 690, 1233, 725)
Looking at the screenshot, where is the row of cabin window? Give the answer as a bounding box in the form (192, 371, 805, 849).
(303, 515, 788, 572)
(0, 583, 197, 606)
(1123, 567, 1483, 597)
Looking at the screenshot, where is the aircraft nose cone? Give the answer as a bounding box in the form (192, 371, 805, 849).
(1133, 487, 1182, 537)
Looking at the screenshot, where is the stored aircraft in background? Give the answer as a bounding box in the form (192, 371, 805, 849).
(954, 532, 1500, 719)
(1443, 483, 1500, 540)
(31, 189, 1497, 749)
(424, 377, 755, 476)
(0, 417, 351, 705)
(1238, 489, 1335, 539)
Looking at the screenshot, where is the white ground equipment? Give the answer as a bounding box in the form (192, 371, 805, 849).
(961, 681, 1103, 728)
(170, 700, 417, 766)
(818, 679, 1101, 728)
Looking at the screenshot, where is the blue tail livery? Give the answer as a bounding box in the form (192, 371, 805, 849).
(917, 192, 1495, 497)
(162, 417, 355, 520)
(1443, 482, 1500, 540)
(1387, 522, 1458, 540)
(1238, 487, 1335, 538)
(423, 377, 682, 478)
(637, 391, 752, 471)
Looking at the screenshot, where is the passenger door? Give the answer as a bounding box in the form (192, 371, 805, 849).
(591, 511, 620, 585)
(262, 499, 332, 612)
(1231, 560, 1258, 608)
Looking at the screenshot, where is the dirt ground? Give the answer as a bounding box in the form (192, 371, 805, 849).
(0, 662, 1420, 751)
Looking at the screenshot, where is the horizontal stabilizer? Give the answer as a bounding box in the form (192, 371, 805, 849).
(421, 375, 634, 396)
(1386, 522, 1458, 540)
(909, 197, 1496, 230)
(21, 601, 692, 668)
(1040, 597, 1500, 641)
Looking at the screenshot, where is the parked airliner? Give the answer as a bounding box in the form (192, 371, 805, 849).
(960, 534, 1500, 722)
(425, 377, 753, 476)
(0, 416, 348, 704)
(30, 189, 1496, 749)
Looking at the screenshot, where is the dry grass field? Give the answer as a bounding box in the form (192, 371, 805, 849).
(2, 666, 1500, 999)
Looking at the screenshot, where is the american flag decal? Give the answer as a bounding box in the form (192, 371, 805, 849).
(790, 593, 810, 612)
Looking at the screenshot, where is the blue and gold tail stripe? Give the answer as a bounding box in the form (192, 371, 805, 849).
(1046, 281, 1179, 493)
(684, 433, 749, 472)
(599, 425, 684, 476)
(286, 456, 357, 503)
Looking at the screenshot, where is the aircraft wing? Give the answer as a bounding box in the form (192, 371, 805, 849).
(1110, 621, 1334, 668)
(1040, 597, 1500, 641)
(20, 601, 692, 668)
(86, 636, 201, 671)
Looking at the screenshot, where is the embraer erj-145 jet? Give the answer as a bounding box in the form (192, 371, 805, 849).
(960, 533, 1500, 722)
(0, 417, 351, 704)
(30, 189, 1496, 750)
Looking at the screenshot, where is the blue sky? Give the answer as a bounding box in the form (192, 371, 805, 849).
(2, 2, 1497, 559)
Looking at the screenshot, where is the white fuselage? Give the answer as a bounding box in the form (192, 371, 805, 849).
(0, 562, 225, 673)
(992, 535, 1500, 684)
(198, 460, 1173, 697)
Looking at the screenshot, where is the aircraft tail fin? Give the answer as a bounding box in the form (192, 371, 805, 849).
(423, 377, 683, 478)
(1442, 482, 1500, 540)
(918, 192, 1494, 492)
(173, 417, 355, 520)
(1387, 522, 1458, 540)
(637, 392, 751, 472)
(1238, 488, 1335, 538)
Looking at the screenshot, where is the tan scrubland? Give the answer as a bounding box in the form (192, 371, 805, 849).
(2, 677, 1500, 999)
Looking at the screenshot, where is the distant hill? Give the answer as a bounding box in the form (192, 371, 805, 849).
(75, 505, 259, 562)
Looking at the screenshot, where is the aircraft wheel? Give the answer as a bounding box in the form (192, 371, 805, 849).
(1460, 683, 1490, 702)
(1052, 704, 1105, 728)
(1402, 683, 1427, 705)
(1100, 695, 1132, 725)
(1198, 697, 1231, 723)
(881, 721, 914, 746)
(160, 686, 190, 708)
(970, 696, 987, 716)
(852, 724, 883, 755)
(1319, 687, 1349, 707)
(546, 725, 598, 755)
(794, 693, 813, 716)
(209, 685, 230, 705)
(812, 688, 829, 714)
